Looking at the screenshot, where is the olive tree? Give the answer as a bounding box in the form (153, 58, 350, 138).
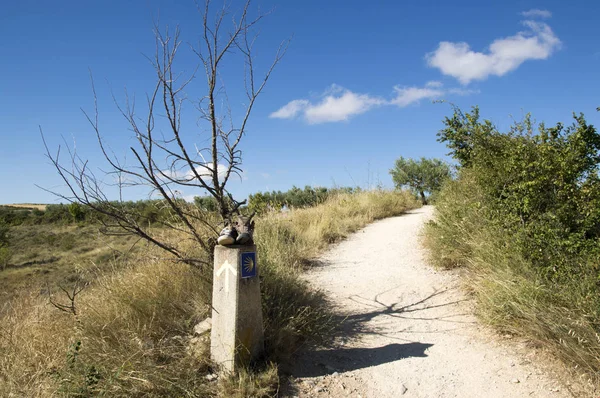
(42, 0, 287, 266)
(389, 157, 451, 204)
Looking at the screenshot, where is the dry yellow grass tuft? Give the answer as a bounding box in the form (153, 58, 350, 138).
(4, 203, 48, 211)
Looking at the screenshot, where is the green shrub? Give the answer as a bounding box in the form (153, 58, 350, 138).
(67, 202, 85, 222)
(427, 106, 600, 389)
(0, 222, 9, 247)
(0, 247, 11, 270)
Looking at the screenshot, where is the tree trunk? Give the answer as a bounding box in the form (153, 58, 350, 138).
(419, 190, 428, 205)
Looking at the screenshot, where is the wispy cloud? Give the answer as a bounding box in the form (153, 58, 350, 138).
(521, 9, 552, 18)
(426, 20, 561, 85)
(270, 82, 473, 124)
(425, 80, 443, 88)
(270, 84, 385, 124)
(269, 99, 309, 119)
(391, 83, 444, 107)
(304, 89, 385, 124)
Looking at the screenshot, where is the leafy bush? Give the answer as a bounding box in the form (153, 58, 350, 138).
(427, 105, 600, 389)
(0, 247, 11, 270)
(0, 222, 9, 247)
(67, 202, 85, 222)
(193, 196, 219, 212)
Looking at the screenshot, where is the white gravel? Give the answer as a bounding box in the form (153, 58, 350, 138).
(286, 206, 577, 398)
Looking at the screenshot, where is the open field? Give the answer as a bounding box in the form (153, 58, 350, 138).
(2, 204, 48, 211)
(0, 190, 419, 397)
(0, 224, 140, 308)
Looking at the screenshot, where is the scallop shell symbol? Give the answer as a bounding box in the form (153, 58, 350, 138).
(243, 256, 255, 274)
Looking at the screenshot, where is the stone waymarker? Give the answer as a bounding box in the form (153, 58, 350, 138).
(210, 245, 264, 373)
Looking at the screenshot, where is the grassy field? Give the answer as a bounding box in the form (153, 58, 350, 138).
(3, 203, 48, 211)
(0, 224, 140, 308)
(0, 190, 419, 397)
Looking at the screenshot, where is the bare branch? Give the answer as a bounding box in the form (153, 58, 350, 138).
(42, 0, 285, 266)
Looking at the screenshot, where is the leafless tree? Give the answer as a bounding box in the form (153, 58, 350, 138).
(47, 279, 87, 317)
(42, 0, 287, 266)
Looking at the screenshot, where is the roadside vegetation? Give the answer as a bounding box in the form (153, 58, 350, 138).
(425, 106, 600, 389)
(0, 189, 418, 397)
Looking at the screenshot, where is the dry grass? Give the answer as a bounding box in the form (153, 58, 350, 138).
(0, 190, 419, 397)
(257, 190, 419, 266)
(3, 203, 48, 211)
(0, 224, 141, 308)
(424, 175, 600, 393)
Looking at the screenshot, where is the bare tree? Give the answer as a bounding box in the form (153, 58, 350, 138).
(47, 279, 87, 317)
(42, 0, 287, 266)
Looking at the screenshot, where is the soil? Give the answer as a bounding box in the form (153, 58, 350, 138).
(283, 206, 584, 398)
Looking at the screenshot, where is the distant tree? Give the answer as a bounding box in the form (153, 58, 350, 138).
(389, 157, 451, 204)
(193, 196, 219, 212)
(67, 202, 85, 222)
(42, 0, 287, 266)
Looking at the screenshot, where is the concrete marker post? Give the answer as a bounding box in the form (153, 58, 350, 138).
(210, 244, 264, 373)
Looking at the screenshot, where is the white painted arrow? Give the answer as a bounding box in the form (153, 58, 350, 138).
(216, 259, 237, 293)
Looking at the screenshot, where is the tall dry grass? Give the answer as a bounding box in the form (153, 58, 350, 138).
(0, 190, 418, 397)
(424, 174, 600, 392)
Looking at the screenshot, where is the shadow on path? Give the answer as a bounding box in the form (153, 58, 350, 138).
(284, 287, 472, 383)
(335, 287, 472, 340)
(292, 342, 433, 377)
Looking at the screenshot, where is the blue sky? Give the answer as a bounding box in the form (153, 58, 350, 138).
(1, 0, 599, 204)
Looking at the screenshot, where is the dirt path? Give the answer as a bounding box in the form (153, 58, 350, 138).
(285, 206, 576, 398)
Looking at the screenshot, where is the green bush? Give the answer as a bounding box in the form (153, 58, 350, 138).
(438, 107, 600, 281)
(427, 105, 600, 387)
(67, 202, 85, 222)
(0, 222, 9, 247)
(0, 247, 11, 270)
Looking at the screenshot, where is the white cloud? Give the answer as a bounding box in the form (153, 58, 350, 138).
(391, 85, 444, 107)
(269, 99, 309, 119)
(425, 80, 443, 88)
(270, 82, 474, 124)
(270, 86, 385, 124)
(303, 89, 385, 124)
(426, 20, 561, 84)
(447, 87, 480, 96)
(162, 163, 227, 181)
(189, 163, 227, 179)
(521, 9, 552, 18)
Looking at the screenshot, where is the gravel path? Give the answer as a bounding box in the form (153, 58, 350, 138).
(285, 206, 575, 398)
